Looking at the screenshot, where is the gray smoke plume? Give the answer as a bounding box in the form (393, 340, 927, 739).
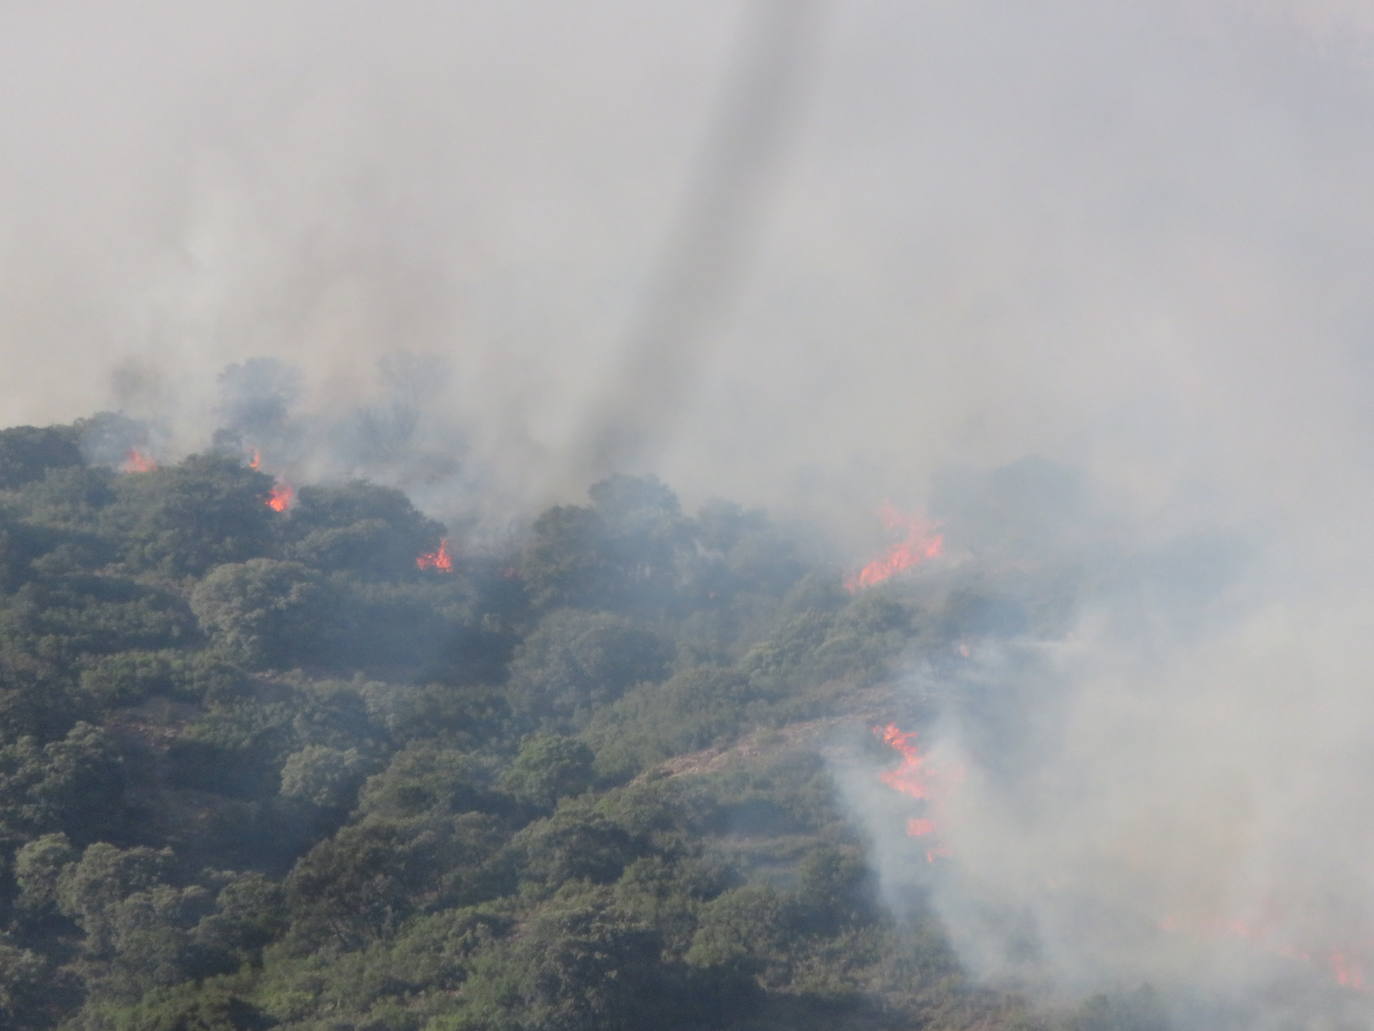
(842, 457, 1374, 1027)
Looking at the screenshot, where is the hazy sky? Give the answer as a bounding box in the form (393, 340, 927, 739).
(5, 1, 1372, 523)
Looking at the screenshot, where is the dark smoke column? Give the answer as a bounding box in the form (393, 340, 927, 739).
(571, 0, 826, 479)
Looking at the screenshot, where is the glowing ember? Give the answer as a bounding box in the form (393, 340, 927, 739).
(266, 481, 294, 512)
(248, 449, 262, 470)
(846, 503, 943, 592)
(416, 538, 454, 572)
(121, 449, 157, 473)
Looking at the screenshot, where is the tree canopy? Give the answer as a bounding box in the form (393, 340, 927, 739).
(0, 417, 1170, 1031)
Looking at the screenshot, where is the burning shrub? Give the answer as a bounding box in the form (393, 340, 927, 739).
(282, 481, 445, 578)
(113, 454, 275, 576)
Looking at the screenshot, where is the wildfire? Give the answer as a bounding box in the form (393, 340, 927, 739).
(1331, 952, 1367, 991)
(906, 817, 936, 836)
(847, 503, 943, 592)
(121, 449, 157, 473)
(1160, 911, 1372, 995)
(266, 481, 294, 512)
(248, 449, 262, 470)
(416, 538, 454, 573)
(875, 723, 932, 799)
(874, 723, 953, 863)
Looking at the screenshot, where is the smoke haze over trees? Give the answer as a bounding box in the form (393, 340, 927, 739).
(0, 424, 1093, 1029)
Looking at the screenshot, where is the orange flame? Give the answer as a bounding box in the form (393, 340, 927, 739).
(121, 449, 157, 473)
(248, 449, 262, 470)
(1160, 911, 1372, 994)
(1332, 951, 1367, 992)
(416, 538, 454, 572)
(876, 723, 932, 799)
(874, 723, 954, 862)
(847, 503, 943, 592)
(906, 817, 936, 837)
(266, 481, 294, 512)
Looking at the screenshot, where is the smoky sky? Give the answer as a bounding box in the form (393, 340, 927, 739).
(5, 0, 1372, 525)
(7, 3, 1374, 1020)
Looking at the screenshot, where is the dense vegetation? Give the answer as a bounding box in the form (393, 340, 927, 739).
(0, 416, 1159, 1031)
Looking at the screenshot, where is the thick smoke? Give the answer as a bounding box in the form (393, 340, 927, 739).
(5, 1, 1369, 519)
(7, 1, 1374, 1024)
(842, 458, 1374, 1027)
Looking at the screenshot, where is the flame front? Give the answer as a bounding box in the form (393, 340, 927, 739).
(1332, 952, 1368, 992)
(416, 538, 453, 572)
(847, 503, 943, 592)
(874, 723, 951, 863)
(121, 449, 157, 473)
(1159, 911, 1372, 994)
(266, 481, 294, 512)
(876, 723, 932, 799)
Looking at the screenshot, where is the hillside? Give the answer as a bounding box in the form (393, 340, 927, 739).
(0, 416, 1151, 1031)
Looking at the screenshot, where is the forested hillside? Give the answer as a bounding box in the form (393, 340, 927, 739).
(0, 415, 1158, 1031)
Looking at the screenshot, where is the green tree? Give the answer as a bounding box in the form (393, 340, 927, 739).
(103, 883, 216, 995)
(284, 821, 446, 950)
(190, 558, 331, 668)
(519, 475, 687, 613)
(0, 425, 83, 489)
(356, 743, 494, 823)
(586, 473, 686, 609)
(193, 872, 287, 965)
(38, 722, 127, 841)
(513, 807, 643, 890)
(0, 723, 127, 842)
(507, 609, 671, 727)
(520, 504, 607, 610)
(55, 842, 175, 956)
(794, 844, 877, 934)
(278, 744, 371, 812)
(685, 883, 789, 979)
(453, 889, 665, 1031)
(502, 734, 594, 810)
(0, 939, 59, 1029)
(588, 666, 755, 776)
